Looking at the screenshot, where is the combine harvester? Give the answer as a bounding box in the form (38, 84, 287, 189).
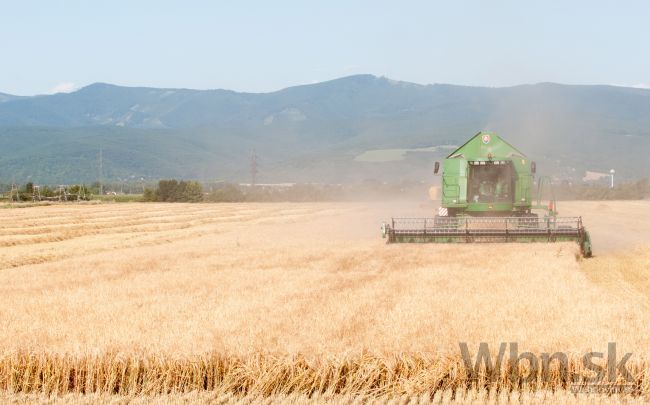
(381, 131, 592, 257)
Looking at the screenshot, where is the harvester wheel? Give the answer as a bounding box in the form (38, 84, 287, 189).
(581, 230, 593, 258)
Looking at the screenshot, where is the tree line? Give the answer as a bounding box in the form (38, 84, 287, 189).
(142, 180, 203, 202)
(142, 180, 345, 202)
(2, 178, 649, 203)
(130, 177, 650, 203)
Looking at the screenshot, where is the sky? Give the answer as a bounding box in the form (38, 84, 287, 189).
(1, 0, 649, 95)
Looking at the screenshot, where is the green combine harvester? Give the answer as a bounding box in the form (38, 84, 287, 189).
(381, 131, 592, 257)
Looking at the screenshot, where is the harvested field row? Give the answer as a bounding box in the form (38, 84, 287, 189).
(0, 203, 357, 268)
(0, 201, 648, 401)
(2, 241, 649, 355)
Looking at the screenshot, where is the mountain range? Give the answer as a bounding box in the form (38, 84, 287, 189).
(0, 75, 649, 184)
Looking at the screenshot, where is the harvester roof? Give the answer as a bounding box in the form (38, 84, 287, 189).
(447, 131, 526, 160)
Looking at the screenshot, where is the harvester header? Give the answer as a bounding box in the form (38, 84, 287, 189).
(382, 132, 592, 257)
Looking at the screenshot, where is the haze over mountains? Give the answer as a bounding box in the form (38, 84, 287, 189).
(0, 74, 649, 184)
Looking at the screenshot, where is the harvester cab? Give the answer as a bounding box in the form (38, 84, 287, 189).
(381, 132, 592, 257)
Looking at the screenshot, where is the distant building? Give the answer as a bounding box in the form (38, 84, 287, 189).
(582, 171, 609, 183)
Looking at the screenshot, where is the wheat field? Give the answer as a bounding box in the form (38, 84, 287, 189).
(0, 200, 648, 402)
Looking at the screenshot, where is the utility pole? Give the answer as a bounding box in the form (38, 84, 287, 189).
(250, 150, 258, 187)
(99, 147, 103, 195)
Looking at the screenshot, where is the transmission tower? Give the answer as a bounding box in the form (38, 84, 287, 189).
(9, 183, 18, 202)
(250, 150, 258, 187)
(32, 185, 41, 202)
(98, 147, 103, 195)
(58, 185, 68, 202)
(78, 184, 89, 201)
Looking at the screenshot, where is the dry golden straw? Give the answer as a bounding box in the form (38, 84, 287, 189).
(1, 352, 648, 397)
(0, 201, 648, 402)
